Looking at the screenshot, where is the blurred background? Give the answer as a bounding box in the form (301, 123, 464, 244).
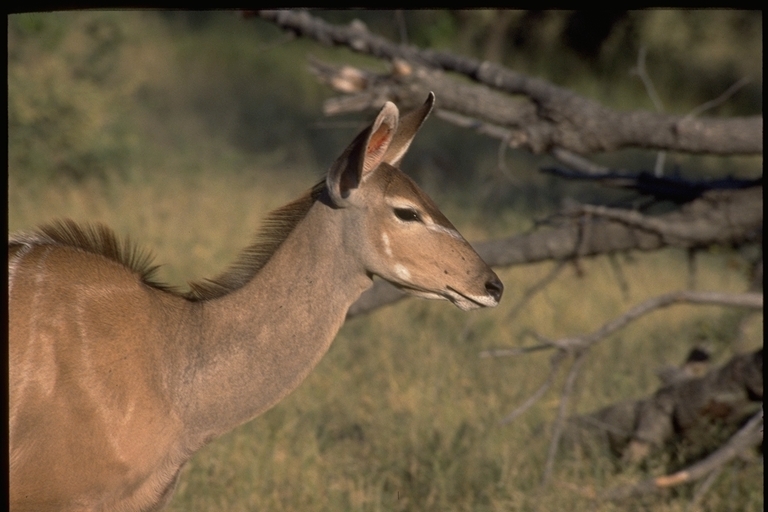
(8, 10, 763, 511)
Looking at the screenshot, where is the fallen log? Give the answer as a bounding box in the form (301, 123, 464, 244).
(564, 347, 763, 464)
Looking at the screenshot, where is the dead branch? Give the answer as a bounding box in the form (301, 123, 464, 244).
(499, 351, 566, 425)
(600, 410, 763, 502)
(607, 253, 631, 301)
(545, 346, 760, 489)
(256, 10, 762, 156)
(484, 294, 761, 492)
(542, 351, 588, 486)
(550, 147, 610, 175)
(506, 260, 567, 322)
(575, 190, 761, 248)
(689, 463, 725, 509)
(486, 297, 761, 477)
(347, 186, 762, 318)
(550, 290, 763, 353)
(565, 348, 762, 463)
(476, 187, 763, 267)
(685, 76, 752, 121)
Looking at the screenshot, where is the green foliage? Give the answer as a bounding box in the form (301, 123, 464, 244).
(8, 12, 139, 181)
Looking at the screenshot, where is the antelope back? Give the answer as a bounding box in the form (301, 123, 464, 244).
(326, 93, 503, 310)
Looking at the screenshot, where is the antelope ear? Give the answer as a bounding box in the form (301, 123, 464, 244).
(327, 102, 399, 207)
(382, 92, 435, 167)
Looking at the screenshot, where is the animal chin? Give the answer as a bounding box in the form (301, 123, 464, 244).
(445, 286, 498, 310)
(392, 282, 494, 311)
(389, 281, 447, 302)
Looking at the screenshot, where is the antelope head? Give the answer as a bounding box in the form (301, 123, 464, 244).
(326, 93, 503, 311)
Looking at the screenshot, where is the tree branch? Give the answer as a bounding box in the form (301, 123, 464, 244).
(347, 187, 762, 318)
(542, 351, 588, 486)
(506, 260, 568, 322)
(498, 351, 566, 425)
(551, 290, 763, 353)
(600, 410, 763, 502)
(487, 297, 761, 476)
(565, 348, 762, 463)
(256, 10, 762, 156)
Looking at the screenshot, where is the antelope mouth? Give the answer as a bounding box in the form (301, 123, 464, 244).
(445, 286, 500, 311)
(390, 280, 500, 311)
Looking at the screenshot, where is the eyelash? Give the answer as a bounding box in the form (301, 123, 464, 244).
(394, 208, 421, 222)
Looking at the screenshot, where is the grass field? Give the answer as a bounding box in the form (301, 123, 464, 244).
(9, 163, 762, 511)
(8, 10, 762, 511)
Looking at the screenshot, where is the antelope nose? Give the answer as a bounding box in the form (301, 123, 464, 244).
(485, 275, 504, 303)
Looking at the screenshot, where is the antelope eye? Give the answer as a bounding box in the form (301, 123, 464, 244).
(394, 208, 421, 222)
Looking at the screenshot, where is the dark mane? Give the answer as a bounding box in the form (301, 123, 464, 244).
(9, 219, 176, 293)
(185, 180, 326, 301)
(9, 180, 327, 301)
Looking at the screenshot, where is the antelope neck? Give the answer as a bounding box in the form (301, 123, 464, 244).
(176, 199, 372, 444)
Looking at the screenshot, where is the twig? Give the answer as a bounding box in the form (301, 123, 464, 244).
(506, 260, 568, 322)
(434, 109, 517, 144)
(485, 290, 761, 360)
(607, 253, 630, 301)
(500, 352, 565, 425)
(576, 203, 705, 244)
(496, 133, 516, 183)
(479, 343, 553, 358)
(630, 46, 667, 176)
(487, 288, 762, 437)
(550, 147, 610, 175)
(684, 76, 751, 120)
(574, 413, 634, 438)
(555, 290, 763, 352)
(690, 463, 724, 510)
(631, 46, 665, 113)
(600, 410, 763, 502)
(541, 351, 588, 486)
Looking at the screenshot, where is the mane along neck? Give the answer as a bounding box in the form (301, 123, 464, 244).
(185, 180, 326, 301)
(8, 180, 327, 302)
(8, 219, 174, 293)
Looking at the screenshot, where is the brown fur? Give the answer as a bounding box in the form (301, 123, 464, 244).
(9, 95, 502, 512)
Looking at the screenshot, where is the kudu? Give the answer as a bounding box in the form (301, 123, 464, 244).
(9, 93, 503, 512)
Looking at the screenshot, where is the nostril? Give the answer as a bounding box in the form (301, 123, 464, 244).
(485, 275, 504, 302)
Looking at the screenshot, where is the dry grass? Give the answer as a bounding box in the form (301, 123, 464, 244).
(8, 10, 761, 510)
(8, 165, 762, 512)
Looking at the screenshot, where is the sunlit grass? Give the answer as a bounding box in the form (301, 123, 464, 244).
(8, 165, 762, 511)
(8, 10, 761, 511)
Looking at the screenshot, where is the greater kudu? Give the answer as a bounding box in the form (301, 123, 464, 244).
(9, 93, 503, 511)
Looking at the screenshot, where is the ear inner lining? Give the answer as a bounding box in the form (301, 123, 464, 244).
(363, 125, 392, 174)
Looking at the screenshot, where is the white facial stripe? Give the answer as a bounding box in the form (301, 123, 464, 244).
(387, 198, 462, 239)
(387, 198, 421, 211)
(425, 223, 463, 240)
(382, 233, 392, 257)
(394, 263, 411, 281)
